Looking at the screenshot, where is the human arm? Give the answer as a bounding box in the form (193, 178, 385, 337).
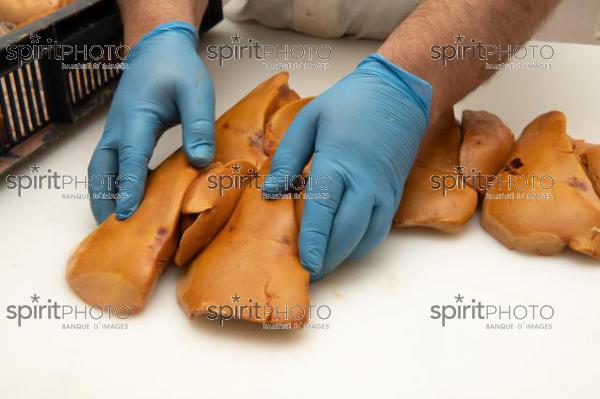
(379, 0, 560, 123)
(118, 0, 208, 47)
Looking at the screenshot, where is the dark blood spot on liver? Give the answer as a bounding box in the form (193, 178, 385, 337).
(567, 177, 587, 191)
(150, 227, 169, 249)
(247, 129, 263, 147)
(157, 227, 168, 237)
(510, 158, 523, 169)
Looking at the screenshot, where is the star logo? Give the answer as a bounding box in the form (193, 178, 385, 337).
(29, 33, 41, 44)
(231, 34, 241, 44)
(454, 164, 465, 174)
(31, 294, 40, 303)
(248, 168, 256, 176)
(454, 294, 464, 303)
(231, 163, 241, 174)
(453, 34, 465, 44)
(231, 294, 241, 303)
(30, 164, 40, 173)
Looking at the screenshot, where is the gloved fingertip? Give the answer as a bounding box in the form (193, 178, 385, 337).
(115, 197, 140, 221)
(299, 245, 324, 276)
(183, 118, 215, 167)
(115, 208, 135, 221)
(185, 143, 215, 168)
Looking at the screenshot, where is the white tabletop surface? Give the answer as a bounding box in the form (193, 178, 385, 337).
(1, 19, 600, 399)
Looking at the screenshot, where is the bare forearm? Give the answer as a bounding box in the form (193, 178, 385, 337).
(379, 0, 560, 123)
(118, 0, 209, 47)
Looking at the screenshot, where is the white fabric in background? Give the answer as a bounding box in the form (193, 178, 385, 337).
(223, 0, 420, 39)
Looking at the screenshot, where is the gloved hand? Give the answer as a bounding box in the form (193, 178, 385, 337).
(263, 53, 432, 280)
(88, 22, 215, 223)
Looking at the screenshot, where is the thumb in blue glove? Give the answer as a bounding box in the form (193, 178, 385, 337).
(263, 53, 432, 280)
(88, 22, 215, 224)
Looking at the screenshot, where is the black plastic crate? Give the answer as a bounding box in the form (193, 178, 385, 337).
(0, 0, 122, 172)
(0, 0, 222, 174)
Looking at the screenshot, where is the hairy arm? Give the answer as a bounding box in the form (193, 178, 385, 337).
(379, 0, 560, 123)
(117, 0, 209, 47)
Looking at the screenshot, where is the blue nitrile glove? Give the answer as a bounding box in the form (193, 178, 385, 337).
(88, 22, 215, 223)
(263, 53, 431, 280)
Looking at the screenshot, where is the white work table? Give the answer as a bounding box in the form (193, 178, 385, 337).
(1, 19, 599, 399)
